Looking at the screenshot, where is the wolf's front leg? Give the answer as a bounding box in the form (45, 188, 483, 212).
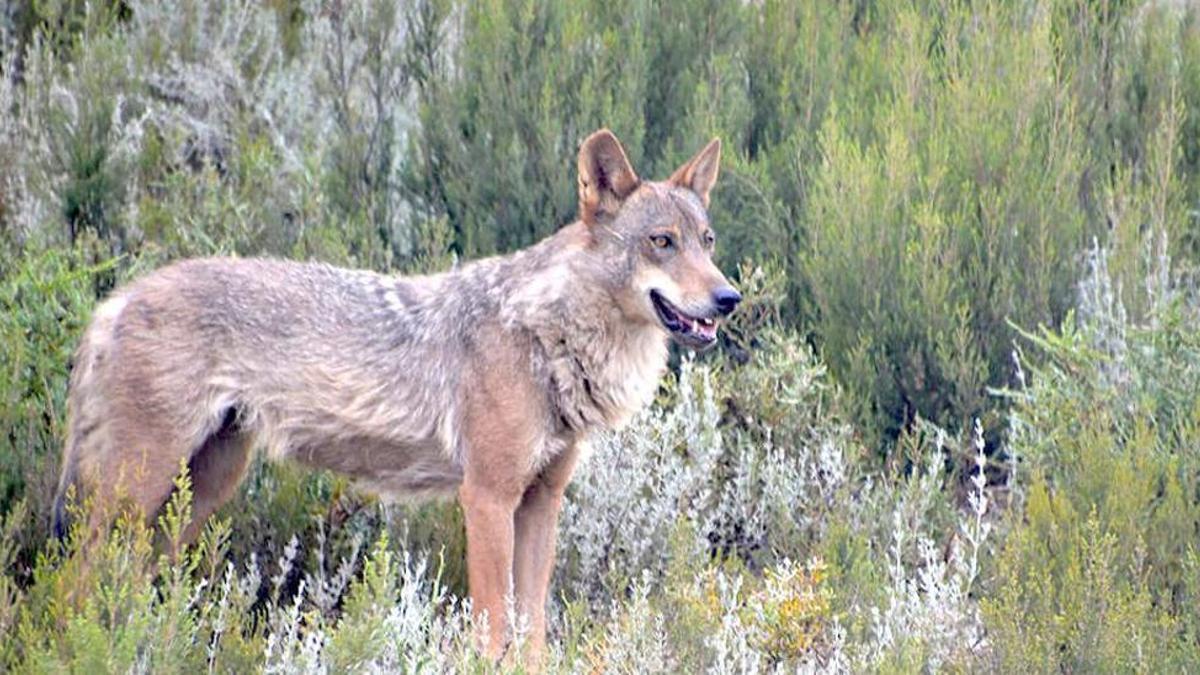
(513, 483, 561, 659)
(459, 474, 521, 660)
(513, 440, 583, 664)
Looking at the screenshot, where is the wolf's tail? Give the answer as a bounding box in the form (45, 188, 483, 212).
(53, 294, 125, 540)
(53, 385, 86, 541)
(51, 484, 70, 540)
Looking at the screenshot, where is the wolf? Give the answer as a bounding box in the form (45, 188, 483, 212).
(53, 129, 740, 660)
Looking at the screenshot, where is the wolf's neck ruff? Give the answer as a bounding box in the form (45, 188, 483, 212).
(466, 224, 670, 434)
(533, 299, 668, 433)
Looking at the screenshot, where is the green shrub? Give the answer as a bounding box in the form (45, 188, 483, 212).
(9, 0, 1200, 445)
(983, 295, 1200, 671)
(399, 0, 1200, 447)
(0, 245, 114, 534)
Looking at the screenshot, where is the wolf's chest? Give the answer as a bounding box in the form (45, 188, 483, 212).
(547, 326, 668, 432)
(592, 333, 669, 427)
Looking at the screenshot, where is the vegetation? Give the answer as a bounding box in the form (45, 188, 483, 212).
(1, 0, 1198, 670)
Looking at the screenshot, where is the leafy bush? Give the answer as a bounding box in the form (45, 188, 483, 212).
(7, 0, 1200, 441)
(982, 248, 1200, 672)
(0, 246, 114, 532)
(400, 0, 1200, 445)
(0, 342, 996, 672)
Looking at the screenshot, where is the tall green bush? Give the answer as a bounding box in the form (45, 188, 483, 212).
(801, 3, 1096, 441)
(0, 246, 113, 529)
(983, 292, 1200, 671)
(7, 0, 1200, 444)
(400, 0, 1200, 443)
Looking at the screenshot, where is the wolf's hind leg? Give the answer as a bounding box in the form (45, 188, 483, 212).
(79, 419, 196, 544)
(180, 410, 255, 544)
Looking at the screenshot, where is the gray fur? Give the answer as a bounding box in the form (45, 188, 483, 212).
(57, 219, 679, 507)
(53, 129, 738, 663)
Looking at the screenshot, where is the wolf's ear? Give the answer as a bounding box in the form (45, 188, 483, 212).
(668, 138, 721, 207)
(578, 129, 640, 224)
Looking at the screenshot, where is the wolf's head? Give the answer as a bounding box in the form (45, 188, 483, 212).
(576, 129, 740, 351)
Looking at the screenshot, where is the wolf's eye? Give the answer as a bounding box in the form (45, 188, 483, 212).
(703, 230, 716, 248)
(650, 234, 673, 249)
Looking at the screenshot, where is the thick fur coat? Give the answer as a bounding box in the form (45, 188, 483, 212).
(55, 129, 739, 662)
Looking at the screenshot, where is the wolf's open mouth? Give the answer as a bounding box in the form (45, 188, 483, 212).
(650, 290, 718, 350)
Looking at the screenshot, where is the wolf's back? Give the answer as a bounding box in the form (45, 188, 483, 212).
(52, 257, 467, 538)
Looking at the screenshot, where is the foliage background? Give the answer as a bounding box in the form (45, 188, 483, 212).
(0, 0, 1198, 671)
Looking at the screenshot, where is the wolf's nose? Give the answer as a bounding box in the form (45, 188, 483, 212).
(713, 287, 741, 316)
